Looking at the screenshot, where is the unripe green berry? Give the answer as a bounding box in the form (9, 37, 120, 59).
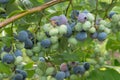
(26, 49, 34, 57)
(15, 56, 23, 65)
(43, 23, 53, 32)
(82, 21, 91, 31)
(50, 36, 58, 44)
(49, 28, 58, 36)
(98, 24, 105, 31)
(74, 23, 82, 31)
(46, 67, 55, 76)
(68, 37, 78, 45)
(87, 13, 95, 22)
(32, 46, 40, 53)
(89, 27, 96, 33)
(58, 25, 67, 35)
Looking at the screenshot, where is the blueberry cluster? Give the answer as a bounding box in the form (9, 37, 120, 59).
(12, 69, 27, 80)
(34, 61, 90, 80)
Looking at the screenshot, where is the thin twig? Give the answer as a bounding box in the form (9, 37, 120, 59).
(65, 0, 72, 16)
(0, 0, 69, 28)
(103, 0, 114, 19)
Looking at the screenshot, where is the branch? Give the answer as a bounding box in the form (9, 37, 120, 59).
(103, 0, 114, 19)
(0, 0, 69, 28)
(65, 0, 72, 16)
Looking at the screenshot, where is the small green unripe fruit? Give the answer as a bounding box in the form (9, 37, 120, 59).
(58, 25, 67, 35)
(35, 68, 43, 76)
(51, 43, 59, 50)
(99, 57, 104, 65)
(74, 23, 82, 31)
(68, 37, 78, 45)
(99, 20, 107, 25)
(89, 27, 96, 33)
(84, 71, 90, 77)
(31, 56, 39, 62)
(70, 74, 78, 80)
(15, 42, 24, 50)
(26, 49, 33, 57)
(83, 21, 91, 31)
(104, 28, 111, 34)
(49, 77, 56, 80)
(112, 14, 119, 22)
(105, 22, 111, 28)
(49, 28, 58, 36)
(46, 67, 55, 76)
(1, 52, 7, 59)
(41, 76, 47, 80)
(43, 23, 53, 32)
(50, 36, 58, 44)
(32, 46, 40, 53)
(87, 13, 95, 21)
(118, 21, 120, 26)
(0, 74, 3, 80)
(36, 32, 46, 41)
(98, 24, 105, 31)
(15, 56, 23, 65)
(86, 59, 97, 65)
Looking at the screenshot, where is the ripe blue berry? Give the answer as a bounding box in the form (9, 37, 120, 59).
(3, 46, 11, 52)
(108, 11, 116, 18)
(41, 39, 51, 48)
(73, 66, 86, 75)
(83, 62, 90, 71)
(24, 38, 33, 49)
(39, 57, 45, 62)
(64, 25, 72, 37)
(97, 32, 107, 41)
(75, 31, 87, 41)
(17, 30, 28, 42)
(71, 10, 79, 20)
(15, 70, 27, 79)
(91, 32, 98, 39)
(55, 71, 65, 80)
(0, 0, 9, 4)
(14, 50, 22, 57)
(2, 53, 15, 64)
(13, 73, 23, 80)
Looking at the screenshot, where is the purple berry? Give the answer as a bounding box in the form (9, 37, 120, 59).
(60, 63, 68, 72)
(58, 15, 68, 25)
(78, 13, 87, 23)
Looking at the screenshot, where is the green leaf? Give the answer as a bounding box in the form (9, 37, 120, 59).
(87, 68, 120, 80)
(24, 63, 34, 69)
(0, 62, 12, 75)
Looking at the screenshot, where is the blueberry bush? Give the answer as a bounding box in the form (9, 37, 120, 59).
(0, 0, 120, 80)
